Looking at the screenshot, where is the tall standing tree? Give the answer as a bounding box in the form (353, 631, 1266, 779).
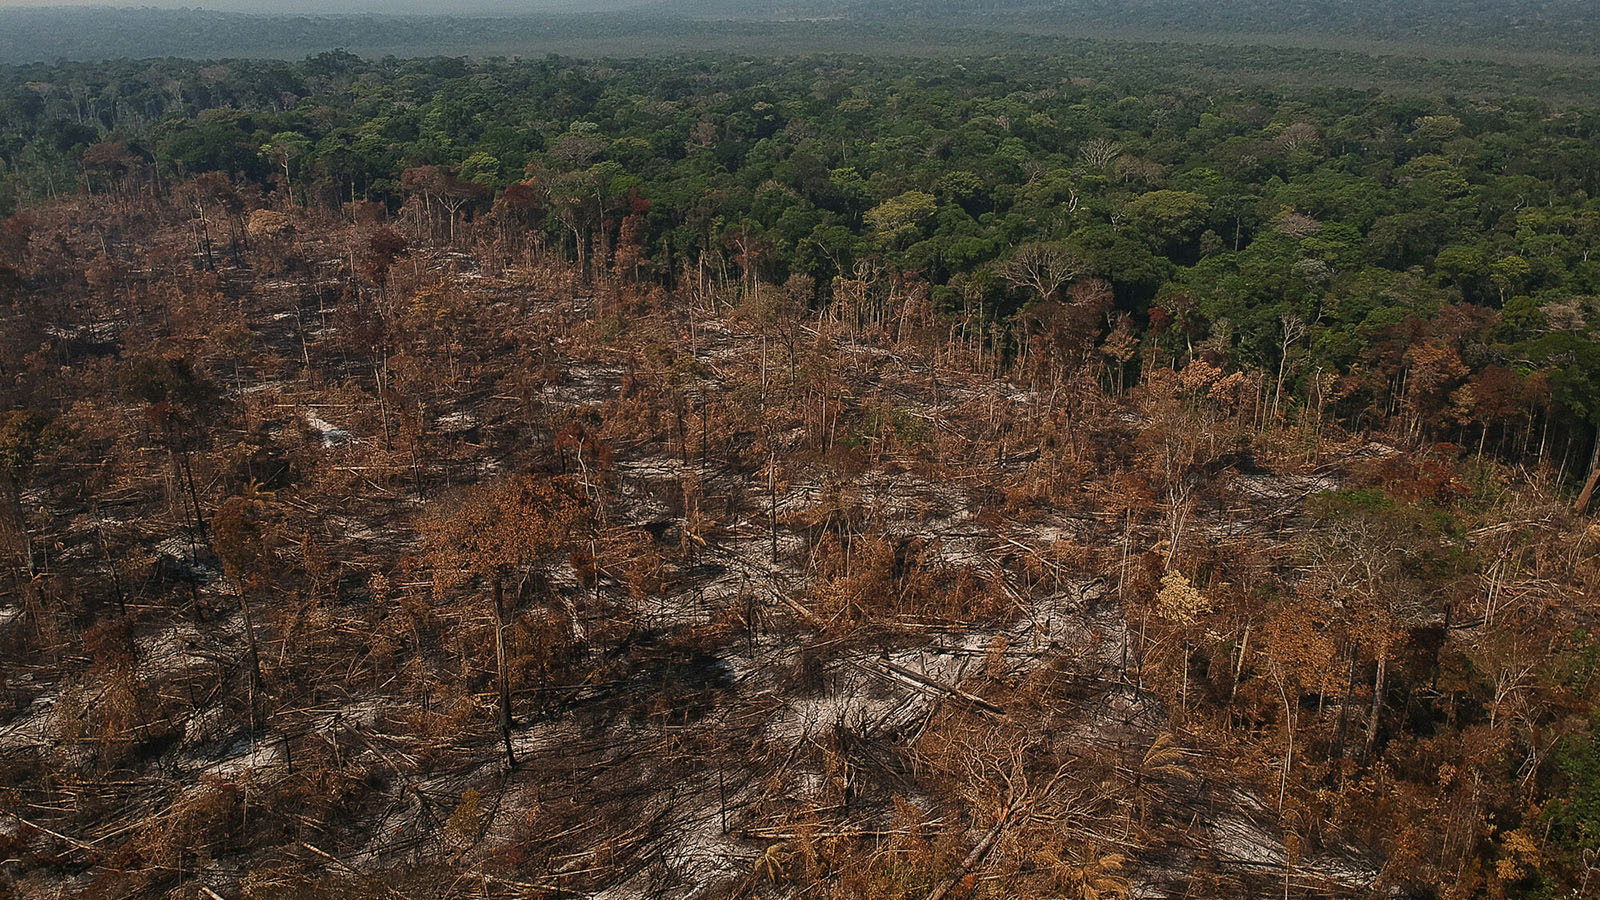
(424, 474, 591, 767)
(212, 484, 275, 720)
(260, 131, 311, 204)
(121, 355, 226, 568)
(0, 411, 47, 618)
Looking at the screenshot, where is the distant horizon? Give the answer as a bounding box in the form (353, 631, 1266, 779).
(1, 0, 1594, 69)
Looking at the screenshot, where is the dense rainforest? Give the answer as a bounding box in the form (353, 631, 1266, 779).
(0, 41, 1599, 900)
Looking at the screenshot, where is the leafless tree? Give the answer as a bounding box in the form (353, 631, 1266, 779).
(1000, 242, 1090, 306)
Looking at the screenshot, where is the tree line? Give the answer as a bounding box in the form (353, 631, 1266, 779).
(3, 51, 1596, 483)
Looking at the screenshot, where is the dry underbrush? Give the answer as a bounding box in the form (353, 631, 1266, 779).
(0, 195, 1596, 900)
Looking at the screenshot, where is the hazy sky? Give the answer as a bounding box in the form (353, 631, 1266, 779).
(0, 0, 657, 11)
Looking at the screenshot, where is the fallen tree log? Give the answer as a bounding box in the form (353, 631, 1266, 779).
(926, 797, 1023, 900)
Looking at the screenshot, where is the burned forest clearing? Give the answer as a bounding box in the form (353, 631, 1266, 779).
(1, 43, 1600, 900)
(1, 190, 1595, 900)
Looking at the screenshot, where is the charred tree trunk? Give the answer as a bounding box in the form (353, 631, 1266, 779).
(493, 576, 516, 769)
(1364, 646, 1387, 759)
(1575, 432, 1600, 515)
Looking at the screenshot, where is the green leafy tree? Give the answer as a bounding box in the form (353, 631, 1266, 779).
(1125, 190, 1211, 257)
(866, 190, 936, 250)
(259, 130, 312, 199)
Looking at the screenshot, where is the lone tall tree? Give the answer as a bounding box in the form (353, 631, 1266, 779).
(424, 474, 590, 767)
(260, 131, 311, 202)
